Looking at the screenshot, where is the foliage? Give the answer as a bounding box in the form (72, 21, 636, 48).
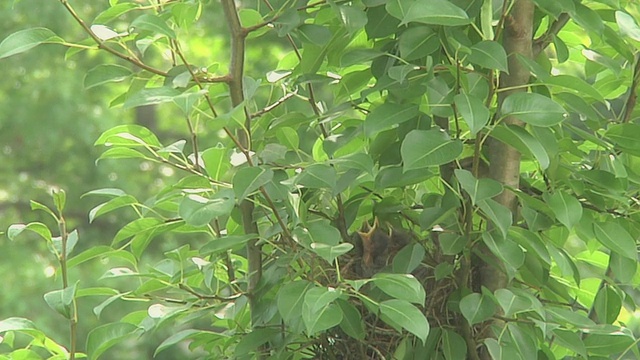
(3, 0, 640, 359)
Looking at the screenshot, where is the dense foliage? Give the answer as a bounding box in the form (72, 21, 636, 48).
(3, 0, 640, 359)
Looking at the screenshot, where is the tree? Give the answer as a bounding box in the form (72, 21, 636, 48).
(2, 0, 640, 358)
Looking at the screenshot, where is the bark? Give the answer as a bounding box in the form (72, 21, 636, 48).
(478, 0, 535, 357)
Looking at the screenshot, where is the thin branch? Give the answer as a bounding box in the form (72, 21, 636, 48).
(621, 54, 640, 123)
(251, 91, 297, 118)
(533, 13, 570, 58)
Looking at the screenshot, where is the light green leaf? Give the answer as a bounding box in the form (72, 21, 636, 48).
(401, 129, 463, 170)
(364, 103, 419, 137)
(7, 222, 52, 242)
(86, 322, 139, 360)
(130, 14, 176, 38)
(616, 11, 640, 42)
(379, 299, 429, 343)
(454, 169, 503, 205)
(201, 144, 229, 181)
(89, 195, 138, 223)
(373, 273, 425, 305)
(584, 332, 634, 356)
(482, 232, 524, 273)
(606, 123, 640, 151)
(454, 93, 490, 135)
(43, 283, 77, 319)
(468, 41, 508, 73)
(94, 124, 161, 147)
(0, 28, 63, 59)
(544, 191, 582, 230)
(94, 3, 138, 24)
(593, 285, 621, 324)
(392, 243, 425, 273)
(123, 87, 182, 109)
(593, 222, 637, 260)
(501, 93, 567, 127)
(376, 166, 435, 188)
(296, 24, 332, 46)
(553, 329, 587, 358)
(459, 293, 496, 325)
(232, 166, 273, 201)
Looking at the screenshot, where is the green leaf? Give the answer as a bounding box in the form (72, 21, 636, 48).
(593, 222, 637, 260)
(494, 289, 532, 318)
(454, 93, 490, 135)
(376, 166, 435, 188)
(373, 273, 425, 305)
(553, 329, 587, 358)
(112, 218, 163, 246)
(52, 189, 66, 213)
(616, 11, 640, 42)
(154, 329, 200, 357)
(310, 243, 354, 264)
(0, 317, 37, 333)
(88, 195, 137, 223)
(43, 283, 77, 319)
(7, 222, 52, 242)
(392, 243, 426, 273)
(387, 0, 470, 26)
(459, 293, 496, 325)
(296, 164, 337, 189)
(200, 234, 257, 255)
(336, 300, 365, 340)
(477, 199, 512, 239)
(454, 169, 503, 205)
(232, 166, 273, 201)
(68, 246, 113, 269)
(544, 191, 582, 230)
(94, 125, 161, 147)
(123, 87, 182, 109)
(201, 144, 229, 181)
(336, 5, 368, 35)
(401, 129, 463, 170)
(501, 93, 567, 127)
(605, 123, 640, 151)
(593, 285, 621, 324)
(364, 103, 419, 137)
(29, 200, 57, 220)
(489, 124, 550, 170)
(296, 24, 332, 46)
(398, 26, 439, 61)
(365, 6, 400, 39)
(584, 332, 634, 356)
(302, 287, 343, 335)
(84, 64, 132, 89)
(178, 189, 235, 227)
(542, 75, 604, 102)
(482, 232, 524, 274)
(94, 3, 138, 24)
(442, 329, 467, 360)
(277, 280, 313, 323)
(86, 322, 139, 360)
(379, 299, 429, 343)
(130, 14, 176, 38)
(0, 28, 63, 59)
(467, 41, 508, 73)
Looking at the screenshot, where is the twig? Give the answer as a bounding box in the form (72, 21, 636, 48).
(533, 13, 570, 58)
(251, 91, 297, 118)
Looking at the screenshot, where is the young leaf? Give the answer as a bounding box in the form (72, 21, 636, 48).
(7, 222, 52, 242)
(43, 283, 77, 319)
(130, 14, 176, 38)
